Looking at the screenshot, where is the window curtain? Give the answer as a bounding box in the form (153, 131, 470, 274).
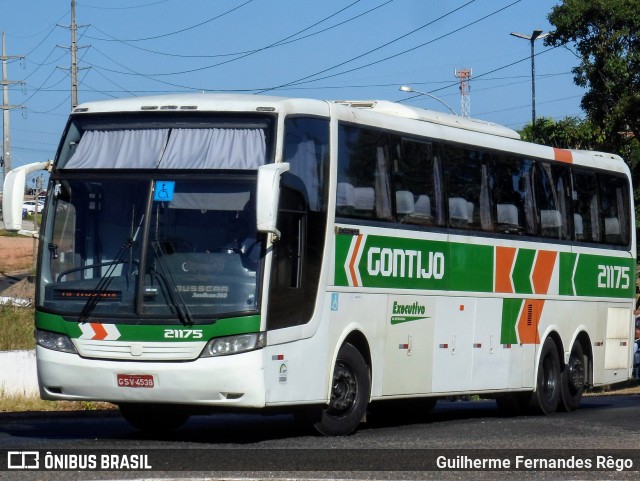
(65, 129, 169, 169)
(160, 128, 266, 169)
(64, 128, 266, 169)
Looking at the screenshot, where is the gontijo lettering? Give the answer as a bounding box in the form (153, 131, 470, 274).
(367, 248, 445, 279)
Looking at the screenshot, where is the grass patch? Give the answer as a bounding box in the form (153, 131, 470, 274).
(0, 229, 22, 237)
(0, 391, 115, 412)
(0, 305, 35, 351)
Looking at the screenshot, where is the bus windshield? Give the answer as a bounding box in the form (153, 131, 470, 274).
(40, 176, 262, 321)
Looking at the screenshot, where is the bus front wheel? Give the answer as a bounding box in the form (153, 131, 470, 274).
(529, 337, 561, 415)
(312, 343, 370, 436)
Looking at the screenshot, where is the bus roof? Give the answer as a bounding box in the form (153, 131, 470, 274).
(73, 94, 519, 139)
(333, 100, 521, 140)
(71, 93, 321, 115)
(71, 93, 627, 174)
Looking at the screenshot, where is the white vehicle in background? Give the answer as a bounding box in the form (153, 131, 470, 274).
(22, 200, 44, 214)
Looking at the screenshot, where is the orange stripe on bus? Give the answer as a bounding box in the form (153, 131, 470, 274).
(90, 323, 108, 341)
(495, 246, 517, 293)
(531, 250, 557, 295)
(553, 148, 573, 163)
(349, 234, 363, 287)
(517, 299, 543, 344)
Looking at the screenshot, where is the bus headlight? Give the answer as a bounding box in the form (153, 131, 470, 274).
(35, 329, 78, 354)
(200, 332, 266, 357)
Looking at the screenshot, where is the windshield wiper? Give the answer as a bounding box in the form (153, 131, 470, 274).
(150, 240, 194, 326)
(78, 216, 144, 323)
(77, 239, 136, 323)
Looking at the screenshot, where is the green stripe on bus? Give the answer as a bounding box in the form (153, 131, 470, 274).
(501, 298, 523, 345)
(572, 254, 635, 297)
(559, 252, 577, 296)
(511, 248, 535, 294)
(334, 234, 352, 287)
(35, 311, 261, 341)
(448, 242, 493, 292)
(333, 233, 634, 299)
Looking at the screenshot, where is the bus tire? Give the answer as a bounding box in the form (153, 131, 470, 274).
(312, 343, 370, 436)
(558, 341, 586, 412)
(118, 403, 190, 432)
(529, 337, 561, 415)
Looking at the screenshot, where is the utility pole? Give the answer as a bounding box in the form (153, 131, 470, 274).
(1, 32, 25, 181)
(454, 68, 472, 118)
(71, 0, 79, 108)
(58, 0, 89, 109)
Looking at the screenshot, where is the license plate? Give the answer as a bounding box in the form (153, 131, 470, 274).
(117, 374, 154, 388)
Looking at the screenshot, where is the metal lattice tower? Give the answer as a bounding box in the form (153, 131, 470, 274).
(454, 68, 472, 117)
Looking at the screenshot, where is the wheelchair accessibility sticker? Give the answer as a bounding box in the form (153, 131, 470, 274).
(331, 293, 339, 311)
(154, 181, 175, 201)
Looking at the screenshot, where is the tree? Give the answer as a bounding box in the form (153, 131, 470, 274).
(519, 116, 603, 150)
(546, 0, 640, 154)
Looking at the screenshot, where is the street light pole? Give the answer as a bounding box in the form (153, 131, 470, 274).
(399, 86, 458, 115)
(510, 29, 548, 127)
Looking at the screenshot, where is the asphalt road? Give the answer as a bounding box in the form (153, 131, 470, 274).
(1, 394, 640, 480)
(0, 273, 27, 293)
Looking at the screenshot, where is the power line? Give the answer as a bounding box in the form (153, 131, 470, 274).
(398, 45, 559, 108)
(255, 0, 478, 93)
(84, 47, 196, 90)
(16, 71, 571, 96)
(84, 0, 386, 77)
(88, 0, 388, 60)
(86, 66, 137, 97)
(475, 94, 583, 116)
(86, 0, 255, 42)
(78, 0, 171, 10)
(256, 0, 520, 93)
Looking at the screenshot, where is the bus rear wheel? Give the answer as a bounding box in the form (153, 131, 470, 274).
(118, 403, 190, 432)
(529, 337, 561, 415)
(312, 343, 370, 436)
(559, 341, 586, 412)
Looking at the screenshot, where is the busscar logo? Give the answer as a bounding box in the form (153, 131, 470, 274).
(8, 451, 39, 469)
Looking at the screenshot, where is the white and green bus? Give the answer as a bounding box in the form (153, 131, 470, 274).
(3, 94, 635, 435)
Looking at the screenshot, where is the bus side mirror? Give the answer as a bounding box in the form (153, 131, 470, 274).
(256, 162, 290, 240)
(2, 160, 51, 232)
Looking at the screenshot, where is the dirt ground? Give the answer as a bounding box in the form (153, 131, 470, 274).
(0, 236, 36, 274)
(0, 236, 37, 299)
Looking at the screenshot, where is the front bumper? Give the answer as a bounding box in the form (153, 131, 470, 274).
(36, 345, 266, 407)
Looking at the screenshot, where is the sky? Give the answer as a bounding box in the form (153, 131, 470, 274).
(1, 0, 585, 173)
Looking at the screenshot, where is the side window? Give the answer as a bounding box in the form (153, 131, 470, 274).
(337, 124, 392, 221)
(268, 117, 329, 330)
(535, 162, 570, 239)
(572, 169, 600, 242)
(599, 173, 630, 245)
(283, 117, 330, 212)
(393, 138, 443, 226)
(550, 163, 572, 240)
(444, 146, 493, 231)
(492, 156, 538, 236)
